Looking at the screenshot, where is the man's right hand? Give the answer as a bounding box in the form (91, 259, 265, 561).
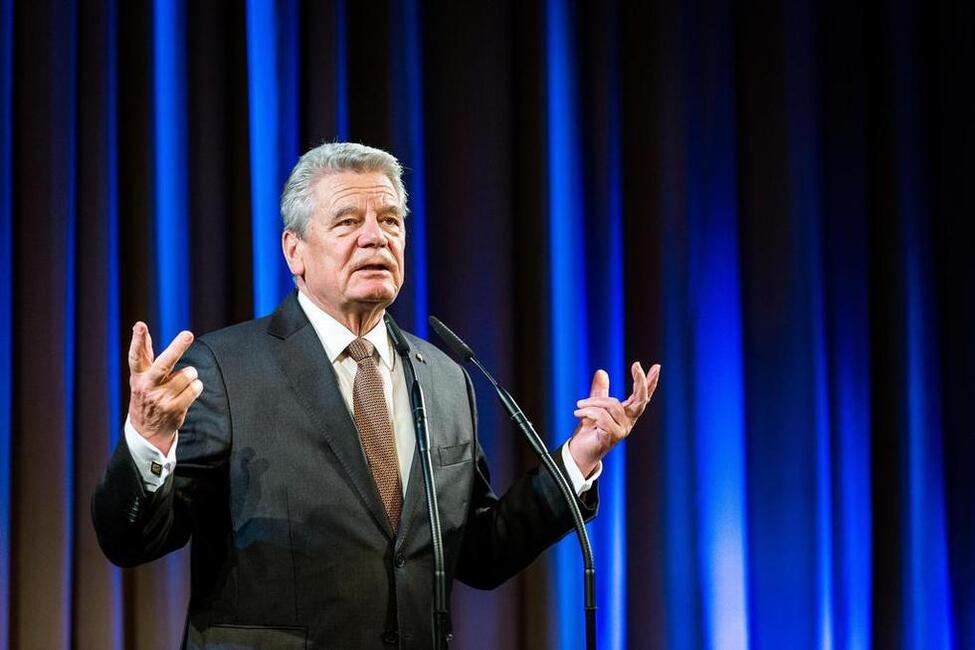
(127, 322, 203, 456)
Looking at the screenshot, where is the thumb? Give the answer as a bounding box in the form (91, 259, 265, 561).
(590, 369, 610, 398)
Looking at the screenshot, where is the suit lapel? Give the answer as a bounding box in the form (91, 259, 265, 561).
(395, 347, 436, 549)
(268, 294, 395, 539)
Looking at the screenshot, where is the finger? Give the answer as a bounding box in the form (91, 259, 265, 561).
(624, 364, 660, 419)
(128, 322, 153, 374)
(167, 378, 204, 415)
(590, 369, 610, 398)
(575, 396, 627, 426)
(621, 361, 646, 404)
(163, 366, 198, 396)
(573, 407, 624, 436)
(576, 396, 623, 409)
(148, 331, 195, 381)
(646, 364, 661, 401)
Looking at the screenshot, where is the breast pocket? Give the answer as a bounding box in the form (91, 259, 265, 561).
(438, 442, 472, 466)
(435, 442, 474, 535)
(203, 624, 307, 649)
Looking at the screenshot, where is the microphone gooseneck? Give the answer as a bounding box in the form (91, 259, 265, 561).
(428, 316, 597, 650)
(384, 314, 451, 649)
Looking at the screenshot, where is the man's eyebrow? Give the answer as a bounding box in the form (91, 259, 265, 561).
(330, 203, 406, 220)
(331, 206, 360, 220)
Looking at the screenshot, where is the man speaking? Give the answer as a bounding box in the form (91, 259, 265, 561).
(92, 142, 660, 648)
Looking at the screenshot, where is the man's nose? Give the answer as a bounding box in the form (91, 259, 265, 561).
(357, 215, 388, 247)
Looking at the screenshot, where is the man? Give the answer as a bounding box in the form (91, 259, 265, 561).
(92, 142, 660, 648)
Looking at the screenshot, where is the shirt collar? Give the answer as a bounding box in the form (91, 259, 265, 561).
(296, 290, 394, 370)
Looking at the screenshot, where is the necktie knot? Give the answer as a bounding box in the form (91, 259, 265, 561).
(347, 338, 375, 363)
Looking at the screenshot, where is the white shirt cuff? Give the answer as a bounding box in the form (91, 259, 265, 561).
(124, 416, 178, 493)
(561, 442, 602, 496)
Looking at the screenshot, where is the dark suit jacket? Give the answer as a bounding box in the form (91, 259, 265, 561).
(92, 292, 598, 649)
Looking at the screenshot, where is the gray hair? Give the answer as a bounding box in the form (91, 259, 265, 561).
(280, 142, 408, 237)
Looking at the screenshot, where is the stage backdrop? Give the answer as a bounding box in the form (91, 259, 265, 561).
(1, 0, 973, 648)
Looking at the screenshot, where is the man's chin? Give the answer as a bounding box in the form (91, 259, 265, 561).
(348, 285, 399, 306)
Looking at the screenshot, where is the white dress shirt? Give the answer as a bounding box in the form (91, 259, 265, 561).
(126, 290, 602, 495)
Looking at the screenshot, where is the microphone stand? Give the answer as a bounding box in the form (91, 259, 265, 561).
(428, 316, 597, 650)
(384, 314, 451, 650)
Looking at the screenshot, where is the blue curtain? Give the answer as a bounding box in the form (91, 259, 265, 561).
(2, 1, 973, 648)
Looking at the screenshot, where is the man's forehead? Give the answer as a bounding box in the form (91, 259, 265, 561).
(315, 171, 401, 209)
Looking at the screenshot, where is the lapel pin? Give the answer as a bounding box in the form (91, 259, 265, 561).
(415, 352, 425, 363)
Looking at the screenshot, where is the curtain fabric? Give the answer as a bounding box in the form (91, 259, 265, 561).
(1, 1, 973, 648)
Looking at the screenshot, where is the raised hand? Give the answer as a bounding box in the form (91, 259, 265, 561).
(568, 362, 661, 477)
(127, 322, 203, 455)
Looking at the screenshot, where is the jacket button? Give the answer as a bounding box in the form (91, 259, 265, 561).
(382, 630, 399, 644)
(394, 553, 406, 568)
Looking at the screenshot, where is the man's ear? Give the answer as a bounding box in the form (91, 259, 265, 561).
(282, 230, 305, 278)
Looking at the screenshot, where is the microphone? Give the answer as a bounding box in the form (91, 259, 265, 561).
(428, 318, 522, 419)
(427, 316, 597, 650)
(384, 312, 412, 356)
(384, 314, 451, 649)
(427, 317, 474, 361)
(384, 316, 426, 450)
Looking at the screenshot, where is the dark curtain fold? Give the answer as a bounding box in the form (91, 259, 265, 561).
(1, 1, 973, 648)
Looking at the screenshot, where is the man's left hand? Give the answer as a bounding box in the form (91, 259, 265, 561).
(568, 362, 661, 477)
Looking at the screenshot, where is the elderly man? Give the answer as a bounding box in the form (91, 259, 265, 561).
(92, 142, 659, 649)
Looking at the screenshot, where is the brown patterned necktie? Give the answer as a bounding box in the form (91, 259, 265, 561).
(346, 338, 403, 531)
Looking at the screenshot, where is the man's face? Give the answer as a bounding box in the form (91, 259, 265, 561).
(285, 171, 406, 317)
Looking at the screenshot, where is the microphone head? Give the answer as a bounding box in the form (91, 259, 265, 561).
(383, 313, 411, 355)
(428, 316, 475, 362)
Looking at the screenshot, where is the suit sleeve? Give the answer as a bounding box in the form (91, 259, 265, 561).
(90, 339, 232, 568)
(454, 369, 598, 590)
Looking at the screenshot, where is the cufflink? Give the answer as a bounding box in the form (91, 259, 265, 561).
(150, 461, 163, 476)
(415, 352, 425, 363)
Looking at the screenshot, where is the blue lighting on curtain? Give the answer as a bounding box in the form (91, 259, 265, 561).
(899, 138, 954, 650)
(903, 230, 954, 649)
(0, 0, 13, 642)
(790, 103, 834, 650)
(105, 1, 124, 644)
(661, 211, 697, 650)
(245, 0, 276, 317)
(153, 0, 190, 631)
(742, 8, 830, 645)
(798, 89, 835, 650)
(64, 0, 79, 633)
(276, 0, 299, 210)
(105, 0, 121, 453)
(584, 7, 626, 648)
(782, 5, 835, 646)
(596, 82, 626, 650)
(153, 0, 189, 343)
(687, 92, 749, 650)
(890, 3, 954, 645)
(823, 86, 872, 646)
(832, 292, 872, 650)
(400, 0, 427, 337)
(545, 0, 591, 646)
(334, 0, 349, 140)
(246, 0, 294, 317)
(664, 4, 750, 647)
(387, 0, 428, 337)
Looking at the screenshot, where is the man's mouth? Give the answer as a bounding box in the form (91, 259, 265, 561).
(355, 262, 392, 272)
